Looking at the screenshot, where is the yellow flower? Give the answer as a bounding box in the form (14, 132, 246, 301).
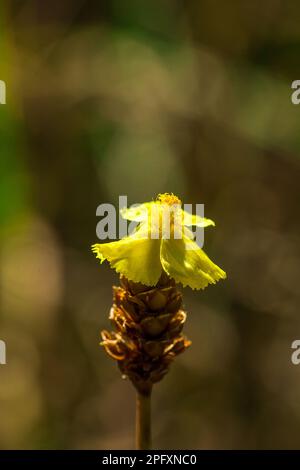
(92, 193, 226, 289)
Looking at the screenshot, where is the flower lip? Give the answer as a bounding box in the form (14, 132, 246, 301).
(157, 193, 181, 207)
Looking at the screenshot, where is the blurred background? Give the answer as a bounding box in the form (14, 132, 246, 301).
(1, 0, 300, 449)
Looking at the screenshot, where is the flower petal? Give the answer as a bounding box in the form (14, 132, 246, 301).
(160, 235, 226, 290)
(120, 202, 155, 222)
(181, 209, 215, 228)
(92, 226, 162, 286)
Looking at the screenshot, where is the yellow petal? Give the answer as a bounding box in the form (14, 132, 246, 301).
(92, 225, 162, 286)
(180, 209, 215, 228)
(160, 234, 226, 290)
(120, 202, 156, 222)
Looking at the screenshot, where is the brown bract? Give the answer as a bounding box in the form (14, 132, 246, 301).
(101, 273, 191, 394)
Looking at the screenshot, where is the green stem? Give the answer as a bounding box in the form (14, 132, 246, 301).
(136, 389, 152, 450)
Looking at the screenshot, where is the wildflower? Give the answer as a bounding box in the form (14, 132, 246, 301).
(92, 193, 226, 289)
(91, 193, 226, 449)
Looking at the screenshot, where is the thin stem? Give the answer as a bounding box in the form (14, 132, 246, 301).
(136, 389, 152, 450)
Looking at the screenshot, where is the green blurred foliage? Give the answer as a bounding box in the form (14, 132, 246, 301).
(0, 0, 300, 450)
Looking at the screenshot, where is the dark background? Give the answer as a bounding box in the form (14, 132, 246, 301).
(0, 0, 300, 449)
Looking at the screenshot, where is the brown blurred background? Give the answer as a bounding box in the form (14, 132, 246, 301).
(1, 0, 300, 449)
